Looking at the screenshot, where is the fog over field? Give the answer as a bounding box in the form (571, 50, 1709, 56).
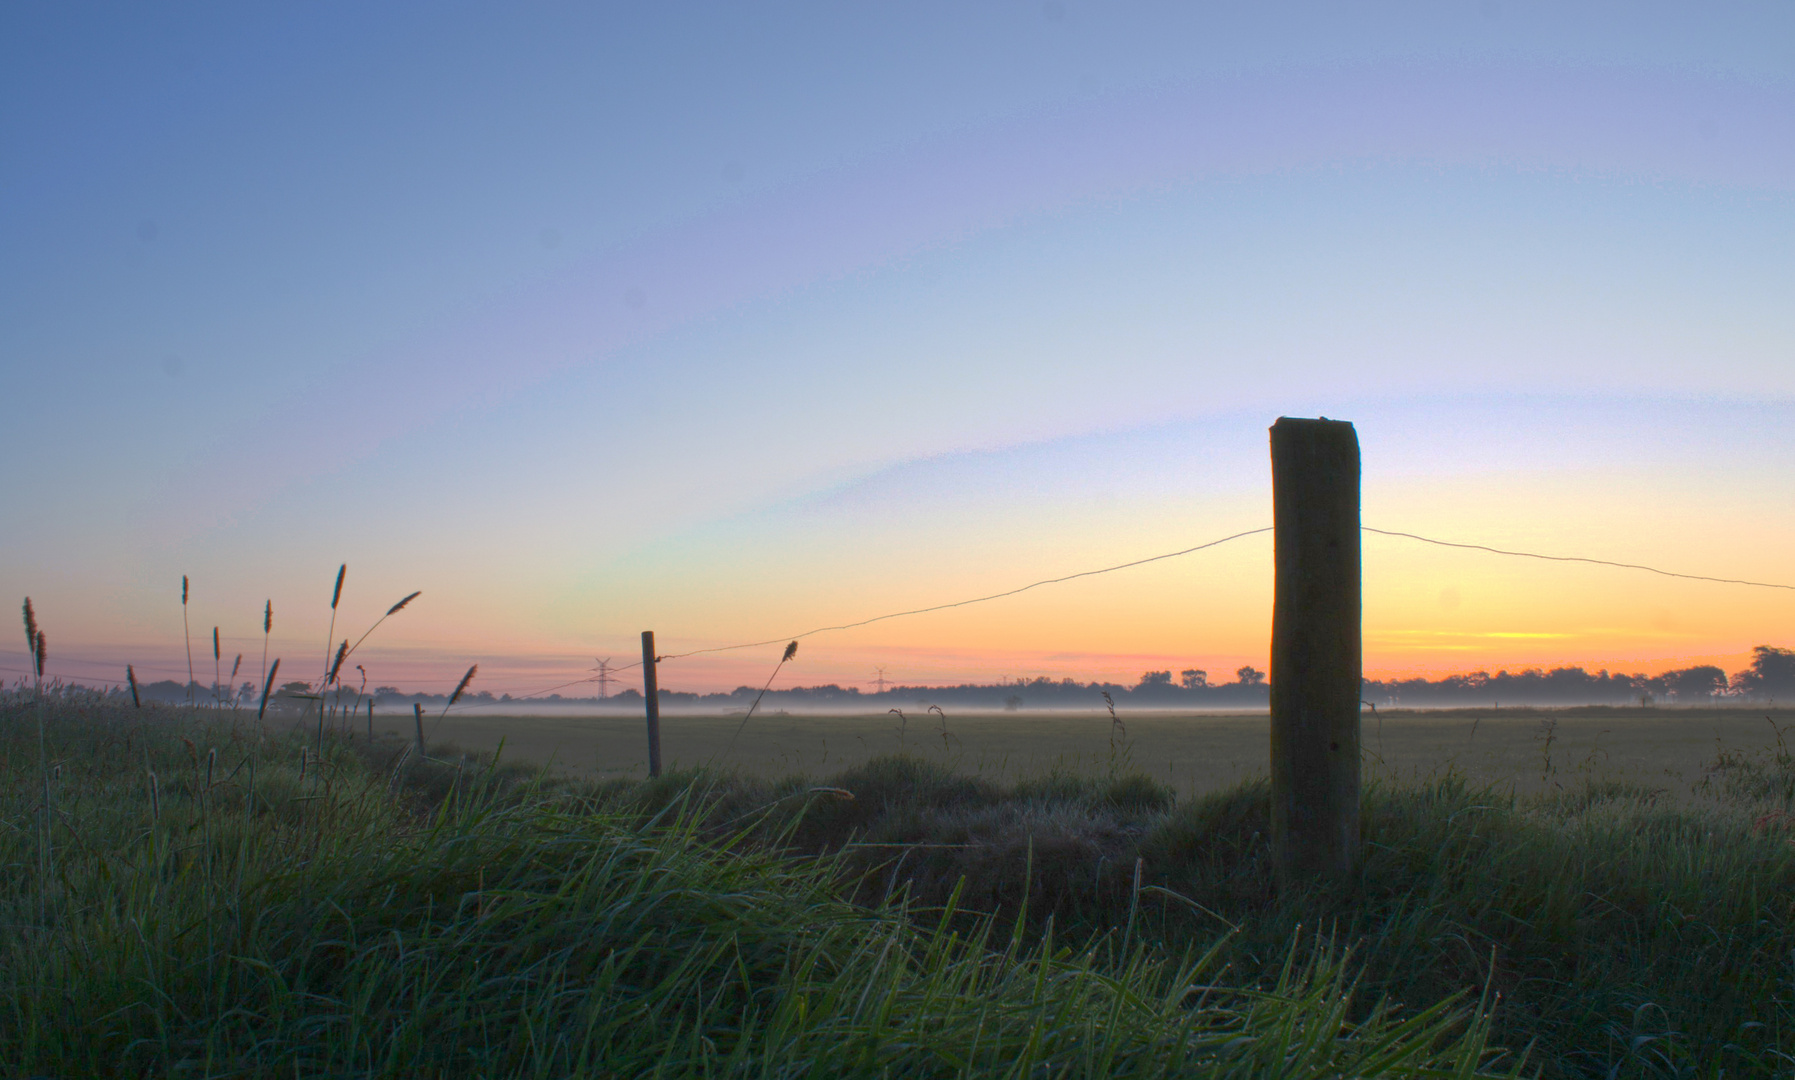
(335, 705, 1795, 800)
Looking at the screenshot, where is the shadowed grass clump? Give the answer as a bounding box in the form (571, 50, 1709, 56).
(0, 698, 1508, 1078)
(583, 747, 1795, 1078)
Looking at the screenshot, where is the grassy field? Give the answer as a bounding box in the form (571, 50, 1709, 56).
(385, 704, 1795, 799)
(15, 692, 1795, 1076)
(3, 692, 1504, 1078)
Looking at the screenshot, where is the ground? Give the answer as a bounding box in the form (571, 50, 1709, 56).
(364, 704, 1795, 798)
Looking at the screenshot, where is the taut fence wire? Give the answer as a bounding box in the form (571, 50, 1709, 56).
(439, 524, 1793, 709)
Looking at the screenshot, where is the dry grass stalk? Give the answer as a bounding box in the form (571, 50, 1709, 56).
(22, 597, 38, 662)
(929, 703, 955, 751)
(257, 658, 281, 721)
(446, 665, 477, 712)
(127, 665, 141, 708)
(181, 575, 194, 706)
(342, 590, 422, 665)
(734, 641, 800, 740)
(1101, 690, 1126, 754)
(322, 564, 345, 689)
(34, 631, 45, 678)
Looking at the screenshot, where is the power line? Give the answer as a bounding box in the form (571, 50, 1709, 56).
(1365, 527, 1795, 592)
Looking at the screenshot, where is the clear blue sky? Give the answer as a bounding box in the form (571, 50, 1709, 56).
(4, 3, 1793, 695)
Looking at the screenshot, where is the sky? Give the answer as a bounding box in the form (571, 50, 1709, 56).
(3, 2, 1793, 700)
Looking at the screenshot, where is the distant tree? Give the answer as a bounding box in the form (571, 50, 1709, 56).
(1734, 646, 1795, 700)
(278, 681, 311, 694)
(1004, 694, 1022, 711)
(1235, 665, 1266, 686)
(375, 685, 403, 697)
(1655, 665, 1727, 701)
(1137, 671, 1172, 688)
(1180, 668, 1208, 689)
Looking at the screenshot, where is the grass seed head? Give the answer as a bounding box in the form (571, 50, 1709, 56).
(264, 600, 272, 634)
(386, 590, 421, 616)
(22, 597, 38, 659)
(35, 631, 45, 677)
(330, 565, 345, 610)
(258, 658, 281, 720)
(230, 654, 242, 680)
(213, 627, 221, 661)
(328, 640, 348, 684)
(182, 575, 188, 606)
(448, 664, 478, 706)
(783, 640, 799, 663)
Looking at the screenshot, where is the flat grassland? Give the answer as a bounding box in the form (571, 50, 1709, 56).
(380, 705, 1795, 797)
(17, 695, 1795, 1075)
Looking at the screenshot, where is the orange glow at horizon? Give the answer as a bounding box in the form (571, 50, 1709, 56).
(15, 417, 1793, 698)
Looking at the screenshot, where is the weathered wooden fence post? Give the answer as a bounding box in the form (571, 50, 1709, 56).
(1269, 417, 1362, 882)
(413, 702, 427, 757)
(641, 630, 663, 778)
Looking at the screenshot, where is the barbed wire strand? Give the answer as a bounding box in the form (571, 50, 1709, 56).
(658, 526, 1278, 662)
(1363, 527, 1795, 591)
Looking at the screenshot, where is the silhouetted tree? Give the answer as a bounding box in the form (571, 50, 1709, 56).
(1734, 646, 1795, 700)
(1180, 668, 1207, 689)
(1236, 665, 1265, 686)
(1654, 665, 1727, 701)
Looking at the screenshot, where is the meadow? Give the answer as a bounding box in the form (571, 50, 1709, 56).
(384, 703, 1795, 800)
(10, 691, 1795, 1076)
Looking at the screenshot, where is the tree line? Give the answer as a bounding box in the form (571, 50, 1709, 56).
(108, 645, 1795, 709)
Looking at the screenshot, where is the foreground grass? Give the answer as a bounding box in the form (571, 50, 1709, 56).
(618, 736, 1795, 1077)
(0, 693, 1505, 1079)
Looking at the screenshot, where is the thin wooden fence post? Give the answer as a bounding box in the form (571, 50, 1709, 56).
(641, 631, 663, 778)
(1269, 416, 1362, 882)
(413, 702, 426, 758)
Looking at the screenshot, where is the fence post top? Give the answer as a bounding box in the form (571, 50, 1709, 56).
(1271, 415, 1356, 431)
